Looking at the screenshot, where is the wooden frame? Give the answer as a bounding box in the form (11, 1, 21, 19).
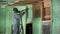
(32, 1, 43, 20)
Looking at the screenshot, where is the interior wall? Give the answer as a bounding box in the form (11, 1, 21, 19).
(33, 2, 42, 34)
(0, 6, 14, 34)
(51, 0, 60, 34)
(0, 6, 6, 34)
(0, 5, 32, 34)
(33, 18, 42, 34)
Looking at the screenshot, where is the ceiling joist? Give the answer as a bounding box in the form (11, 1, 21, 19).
(8, 0, 41, 6)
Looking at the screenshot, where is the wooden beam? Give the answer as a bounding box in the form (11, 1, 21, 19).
(8, 0, 41, 6)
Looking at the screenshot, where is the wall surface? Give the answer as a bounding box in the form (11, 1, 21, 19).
(33, 18, 42, 34)
(0, 5, 32, 34)
(0, 6, 6, 34)
(51, 0, 60, 34)
(0, 5, 42, 34)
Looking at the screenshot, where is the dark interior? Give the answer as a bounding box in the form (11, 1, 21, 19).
(26, 23, 32, 34)
(42, 24, 50, 34)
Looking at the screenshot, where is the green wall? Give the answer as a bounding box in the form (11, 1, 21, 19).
(51, 0, 60, 34)
(0, 5, 42, 34)
(0, 5, 32, 34)
(0, 6, 14, 34)
(0, 6, 6, 34)
(33, 18, 42, 34)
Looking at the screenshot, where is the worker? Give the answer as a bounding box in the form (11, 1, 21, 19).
(12, 7, 28, 34)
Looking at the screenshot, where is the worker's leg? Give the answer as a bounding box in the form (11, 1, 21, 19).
(12, 24, 18, 34)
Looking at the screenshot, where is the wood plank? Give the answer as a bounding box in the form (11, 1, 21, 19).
(44, 0, 51, 8)
(8, 0, 39, 6)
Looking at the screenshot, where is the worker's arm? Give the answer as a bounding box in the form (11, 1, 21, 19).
(21, 7, 29, 16)
(22, 12, 25, 15)
(20, 10, 25, 16)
